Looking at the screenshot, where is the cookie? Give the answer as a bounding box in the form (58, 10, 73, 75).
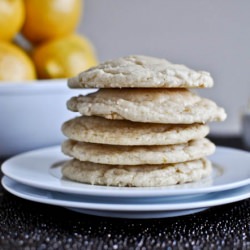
(67, 88, 227, 124)
(61, 138, 215, 165)
(62, 158, 212, 187)
(68, 55, 213, 88)
(62, 116, 209, 145)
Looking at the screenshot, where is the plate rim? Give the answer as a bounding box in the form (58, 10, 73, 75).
(1, 145, 250, 197)
(2, 176, 250, 212)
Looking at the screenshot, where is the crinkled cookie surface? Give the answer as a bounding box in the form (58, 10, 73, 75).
(68, 55, 214, 88)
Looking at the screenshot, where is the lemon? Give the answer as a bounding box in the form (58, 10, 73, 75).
(21, 0, 82, 44)
(0, 41, 36, 81)
(32, 34, 98, 79)
(0, 0, 25, 41)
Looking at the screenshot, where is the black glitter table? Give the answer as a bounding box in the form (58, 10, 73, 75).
(0, 136, 250, 250)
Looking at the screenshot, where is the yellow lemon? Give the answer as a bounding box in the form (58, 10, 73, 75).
(21, 0, 82, 44)
(32, 34, 98, 79)
(0, 0, 25, 41)
(0, 41, 36, 81)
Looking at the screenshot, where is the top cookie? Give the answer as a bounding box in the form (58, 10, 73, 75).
(68, 55, 214, 89)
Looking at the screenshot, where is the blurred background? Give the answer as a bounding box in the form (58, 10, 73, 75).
(78, 0, 250, 136)
(1, 0, 250, 156)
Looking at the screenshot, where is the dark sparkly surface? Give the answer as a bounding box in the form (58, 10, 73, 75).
(0, 136, 250, 249)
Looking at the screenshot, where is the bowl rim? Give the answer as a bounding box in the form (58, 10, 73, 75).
(0, 78, 75, 95)
(0, 78, 67, 85)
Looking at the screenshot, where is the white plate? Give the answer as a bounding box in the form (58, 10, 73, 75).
(66, 207, 208, 219)
(2, 176, 250, 219)
(1, 146, 250, 197)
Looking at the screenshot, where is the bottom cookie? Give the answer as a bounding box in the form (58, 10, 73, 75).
(62, 158, 212, 187)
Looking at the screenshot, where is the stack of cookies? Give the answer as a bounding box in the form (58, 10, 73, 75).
(61, 55, 227, 187)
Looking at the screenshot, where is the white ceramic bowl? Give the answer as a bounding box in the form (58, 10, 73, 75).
(0, 79, 94, 157)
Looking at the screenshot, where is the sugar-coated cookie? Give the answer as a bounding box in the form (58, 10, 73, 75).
(62, 138, 215, 165)
(67, 88, 227, 124)
(68, 55, 213, 88)
(62, 158, 212, 187)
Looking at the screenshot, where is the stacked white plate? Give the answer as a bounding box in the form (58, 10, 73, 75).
(1, 145, 250, 219)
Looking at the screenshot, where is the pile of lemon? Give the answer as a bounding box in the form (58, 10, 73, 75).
(0, 0, 98, 81)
